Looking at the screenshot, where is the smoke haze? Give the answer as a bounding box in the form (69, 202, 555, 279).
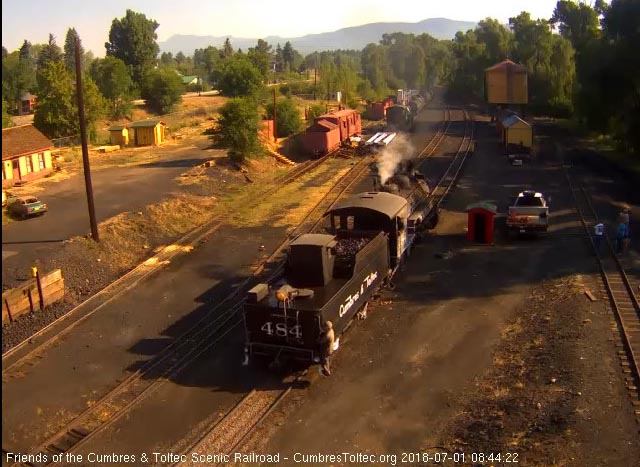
(376, 134, 415, 184)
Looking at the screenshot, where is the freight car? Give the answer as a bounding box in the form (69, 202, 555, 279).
(302, 108, 362, 157)
(243, 168, 434, 367)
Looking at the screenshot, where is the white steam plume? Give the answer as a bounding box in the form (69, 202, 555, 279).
(377, 134, 415, 185)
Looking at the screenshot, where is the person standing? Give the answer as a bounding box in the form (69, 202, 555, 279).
(622, 207, 632, 253)
(594, 222, 605, 254)
(616, 216, 628, 255)
(318, 321, 335, 376)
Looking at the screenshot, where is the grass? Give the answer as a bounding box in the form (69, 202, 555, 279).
(50, 155, 351, 290)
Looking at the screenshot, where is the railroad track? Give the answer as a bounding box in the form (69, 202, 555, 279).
(428, 109, 474, 213)
(415, 106, 452, 163)
(1, 146, 351, 377)
(4, 148, 373, 467)
(563, 162, 640, 422)
(169, 107, 467, 463)
(7, 107, 454, 465)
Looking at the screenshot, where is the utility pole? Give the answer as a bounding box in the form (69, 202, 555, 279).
(75, 36, 99, 242)
(273, 87, 277, 142)
(313, 55, 317, 100)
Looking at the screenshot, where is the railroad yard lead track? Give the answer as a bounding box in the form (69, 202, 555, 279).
(563, 161, 640, 423)
(171, 108, 474, 464)
(1, 147, 341, 374)
(5, 106, 462, 465)
(4, 143, 375, 467)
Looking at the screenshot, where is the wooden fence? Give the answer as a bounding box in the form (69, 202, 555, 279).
(2, 269, 65, 325)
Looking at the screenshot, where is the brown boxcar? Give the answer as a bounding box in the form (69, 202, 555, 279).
(302, 108, 362, 156)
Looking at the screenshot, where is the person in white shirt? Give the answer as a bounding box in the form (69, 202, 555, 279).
(594, 222, 605, 254)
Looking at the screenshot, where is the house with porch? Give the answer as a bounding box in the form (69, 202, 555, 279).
(2, 124, 54, 188)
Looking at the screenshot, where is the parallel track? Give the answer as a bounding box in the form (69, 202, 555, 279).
(9, 106, 460, 465)
(2, 146, 346, 376)
(563, 162, 640, 421)
(6, 147, 371, 467)
(427, 109, 474, 219)
(172, 107, 473, 464)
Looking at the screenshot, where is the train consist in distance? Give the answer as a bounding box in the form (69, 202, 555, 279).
(243, 164, 434, 367)
(386, 89, 428, 132)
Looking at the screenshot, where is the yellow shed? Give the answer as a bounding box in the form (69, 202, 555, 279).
(130, 120, 167, 146)
(502, 114, 532, 149)
(485, 60, 528, 105)
(108, 125, 130, 147)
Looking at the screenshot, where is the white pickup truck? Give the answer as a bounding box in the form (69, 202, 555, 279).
(507, 191, 549, 237)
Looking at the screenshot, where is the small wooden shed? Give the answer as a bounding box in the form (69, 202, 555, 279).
(466, 202, 498, 244)
(485, 60, 528, 105)
(108, 124, 130, 147)
(501, 114, 532, 149)
(130, 120, 166, 146)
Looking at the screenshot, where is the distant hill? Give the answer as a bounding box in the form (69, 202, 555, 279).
(159, 18, 476, 55)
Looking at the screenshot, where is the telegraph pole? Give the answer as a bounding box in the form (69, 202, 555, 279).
(313, 55, 317, 100)
(75, 36, 99, 242)
(273, 87, 277, 142)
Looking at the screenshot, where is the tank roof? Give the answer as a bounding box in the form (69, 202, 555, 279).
(485, 59, 527, 73)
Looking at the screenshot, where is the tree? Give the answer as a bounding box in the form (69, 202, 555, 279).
(247, 39, 272, 80)
(217, 97, 263, 162)
(74, 77, 106, 140)
(222, 38, 234, 58)
(90, 56, 133, 118)
(33, 61, 77, 138)
(140, 66, 183, 113)
(550, 1, 600, 53)
(34, 61, 105, 139)
(37, 34, 63, 69)
(160, 51, 174, 66)
(265, 98, 302, 137)
(194, 46, 222, 84)
(282, 41, 294, 71)
(63, 28, 83, 73)
(218, 56, 263, 97)
(105, 9, 159, 85)
(2, 99, 12, 128)
(275, 43, 284, 72)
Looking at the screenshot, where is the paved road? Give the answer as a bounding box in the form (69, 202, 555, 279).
(2, 138, 221, 277)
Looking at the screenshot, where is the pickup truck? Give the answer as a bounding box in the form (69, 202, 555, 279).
(507, 191, 549, 236)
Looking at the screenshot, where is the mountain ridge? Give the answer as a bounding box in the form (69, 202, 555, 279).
(158, 18, 476, 55)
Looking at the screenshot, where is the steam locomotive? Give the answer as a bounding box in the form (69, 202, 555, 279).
(385, 90, 426, 132)
(242, 164, 435, 367)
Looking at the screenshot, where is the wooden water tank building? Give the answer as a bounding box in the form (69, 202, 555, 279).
(485, 60, 528, 104)
(130, 120, 166, 146)
(108, 124, 130, 147)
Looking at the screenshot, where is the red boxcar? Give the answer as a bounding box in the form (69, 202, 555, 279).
(302, 109, 362, 156)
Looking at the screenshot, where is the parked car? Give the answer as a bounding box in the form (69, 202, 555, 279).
(7, 196, 48, 219)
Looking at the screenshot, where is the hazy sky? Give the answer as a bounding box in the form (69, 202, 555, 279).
(2, 0, 560, 55)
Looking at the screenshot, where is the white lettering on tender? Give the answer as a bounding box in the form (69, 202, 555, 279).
(339, 271, 379, 318)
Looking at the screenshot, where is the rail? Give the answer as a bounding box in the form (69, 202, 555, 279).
(171, 106, 464, 464)
(5, 146, 371, 467)
(562, 158, 640, 420)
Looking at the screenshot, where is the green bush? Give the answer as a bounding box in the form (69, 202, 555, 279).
(306, 104, 325, 122)
(218, 97, 263, 161)
(264, 98, 302, 137)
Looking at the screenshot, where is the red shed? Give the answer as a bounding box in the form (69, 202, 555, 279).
(465, 201, 498, 244)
